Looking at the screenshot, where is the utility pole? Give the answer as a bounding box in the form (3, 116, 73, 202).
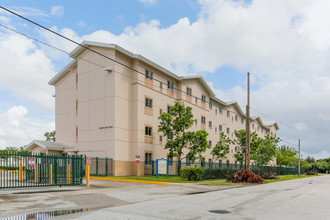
(246, 72, 251, 170)
(298, 139, 301, 176)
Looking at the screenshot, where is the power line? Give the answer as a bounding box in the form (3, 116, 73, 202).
(1, 23, 301, 150)
(250, 107, 330, 139)
(0, 8, 248, 118)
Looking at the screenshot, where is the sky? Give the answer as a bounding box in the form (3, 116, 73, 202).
(0, 0, 330, 159)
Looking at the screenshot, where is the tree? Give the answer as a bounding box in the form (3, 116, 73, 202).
(276, 145, 298, 167)
(233, 130, 258, 164)
(44, 130, 56, 142)
(211, 132, 232, 162)
(186, 130, 210, 163)
(305, 156, 316, 163)
(251, 135, 279, 166)
(158, 101, 210, 171)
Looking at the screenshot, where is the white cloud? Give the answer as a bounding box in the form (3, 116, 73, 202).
(138, 0, 157, 6)
(0, 33, 55, 111)
(0, 7, 48, 17)
(0, 106, 55, 149)
(1, 0, 329, 158)
(51, 5, 64, 17)
(36, 0, 330, 159)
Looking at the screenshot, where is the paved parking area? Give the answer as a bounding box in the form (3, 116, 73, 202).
(0, 179, 242, 219)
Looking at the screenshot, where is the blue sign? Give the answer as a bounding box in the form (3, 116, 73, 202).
(156, 158, 169, 179)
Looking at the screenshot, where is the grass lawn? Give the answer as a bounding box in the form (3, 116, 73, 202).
(92, 174, 318, 184)
(92, 175, 226, 183)
(264, 174, 316, 183)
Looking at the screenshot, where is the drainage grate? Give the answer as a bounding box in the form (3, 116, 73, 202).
(209, 210, 231, 214)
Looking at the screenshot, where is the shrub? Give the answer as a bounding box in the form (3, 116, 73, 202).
(227, 169, 264, 184)
(259, 171, 279, 179)
(306, 171, 318, 175)
(180, 167, 204, 181)
(0, 166, 20, 170)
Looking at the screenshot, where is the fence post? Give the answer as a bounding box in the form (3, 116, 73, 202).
(85, 164, 90, 186)
(96, 157, 98, 176)
(50, 164, 53, 185)
(106, 158, 108, 176)
(19, 163, 23, 182)
(67, 164, 71, 184)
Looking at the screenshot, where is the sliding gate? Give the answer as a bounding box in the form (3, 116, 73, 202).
(0, 152, 84, 188)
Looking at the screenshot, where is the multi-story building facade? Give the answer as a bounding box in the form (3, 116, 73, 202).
(49, 41, 279, 176)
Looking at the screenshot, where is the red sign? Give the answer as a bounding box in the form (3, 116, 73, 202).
(135, 155, 140, 163)
(28, 157, 35, 168)
(86, 157, 92, 165)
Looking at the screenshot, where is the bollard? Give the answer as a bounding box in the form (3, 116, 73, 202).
(19, 163, 23, 182)
(34, 164, 39, 183)
(50, 164, 53, 185)
(85, 165, 90, 186)
(67, 164, 71, 184)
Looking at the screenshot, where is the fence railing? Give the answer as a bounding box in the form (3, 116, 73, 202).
(87, 157, 113, 176)
(144, 160, 299, 179)
(0, 151, 84, 188)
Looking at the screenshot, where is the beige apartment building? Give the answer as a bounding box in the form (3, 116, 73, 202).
(49, 41, 279, 176)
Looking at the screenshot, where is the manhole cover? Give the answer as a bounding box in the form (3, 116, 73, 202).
(209, 210, 231, 214)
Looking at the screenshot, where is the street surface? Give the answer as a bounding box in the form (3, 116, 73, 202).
(0, 175, 329, 219)
(67, 175, 329, 220)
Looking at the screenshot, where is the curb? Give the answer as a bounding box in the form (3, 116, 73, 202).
(90, 176, 171, 185)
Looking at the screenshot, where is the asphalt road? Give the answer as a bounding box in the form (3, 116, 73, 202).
(66, 175, 330, 220)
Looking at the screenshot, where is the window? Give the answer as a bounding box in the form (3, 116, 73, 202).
(227, 127, 230, 134)
(235, 146, 238, 152)
(145, 126, 152, 136)
(167, 81, 173, 90)
(219, 125, 222, 131)
(76, 99, 78, 116)
(76, 126, 78, 143)
(209, 101, 212, 109)
(75, 72, 78, 90)
(219, 107, 223, 114)
(201, 116, 206, 124)
(241, 118, 244, 124)
(167, 106, 172, 113)
(146, 70, 153, 80)
(252, 124, 255, 129)
(201, 95, 206, 103)
(145, 153, 152, 165)
(160, 82, 163, 92)
(215, 109, 217, 115)
(209, 140, 212, 147)
(215, 127, 217, 132)
(235, 115, 238, 121)
(168, 156, 173, 166)
(145, 98, 152, 108)
(159, 135, 162, 142)
(227, 110, 230, 117)
(168, 132, 173, 140)
(160, 109, 163, 114)
(186, 158, 191, 166)
(187, 87, 192, 96)
(209, 121, 212, 128)
(258, 126, 260, 131)
(195, 97, 198, 104)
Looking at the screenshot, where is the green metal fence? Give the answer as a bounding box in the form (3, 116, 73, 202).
(0, 151, 84, 188)
(88, 157, 113, 176)
(145, 160, 299, 179)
